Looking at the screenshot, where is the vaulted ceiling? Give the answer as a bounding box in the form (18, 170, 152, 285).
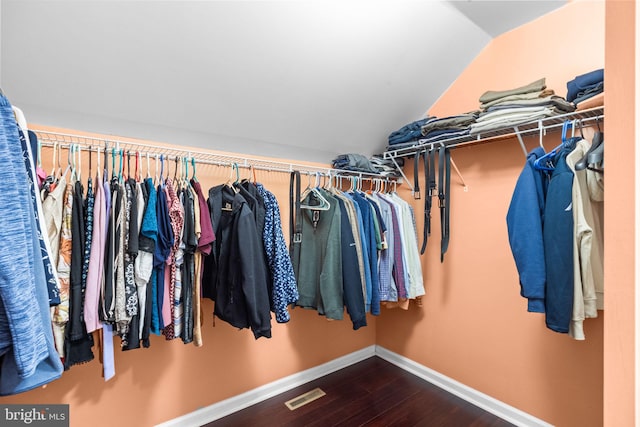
(0, 0, 565, 162)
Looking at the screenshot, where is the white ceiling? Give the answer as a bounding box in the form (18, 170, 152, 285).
(0, 0, 565, 162)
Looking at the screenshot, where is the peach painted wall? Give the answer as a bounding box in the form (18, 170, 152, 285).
(603, 1, 635, 426)
(376, 2, 606, 426)
(0, 127, 376, 427)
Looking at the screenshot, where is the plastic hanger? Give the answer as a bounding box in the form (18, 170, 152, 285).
(76, 145, 82, 183)
(128, 150, 131, 179)
(63, 144, 73, 181)
(145, 152, 151, 180)
(103, 142, 109, 182)
(49, 140, 57, 177)
(185, 157, 191, 188)
(191, 157, 197, 183)
(575, 117, 604, 171)
(135, 151, 140, 182)
(171, 156, 178, 187)
(301, 172, 330, 211)
(111, 148, 116, 181)
(88, 145, 93, 181)
(225, 163, 240, 193)
(118, 149, 124, 183)
(534, 120, 573, 171)
(160, 154, 165, 187)
(96, 145, 102, 183)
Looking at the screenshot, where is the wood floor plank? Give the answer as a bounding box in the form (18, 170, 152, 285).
(204, 356, 515, 427)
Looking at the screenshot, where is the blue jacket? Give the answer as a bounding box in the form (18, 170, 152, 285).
(543, 143, 577, 333)
(335, 198, 366, 330)
(506, 147, 548, 313)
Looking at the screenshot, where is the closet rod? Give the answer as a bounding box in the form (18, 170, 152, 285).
(34, 130, 396, 181)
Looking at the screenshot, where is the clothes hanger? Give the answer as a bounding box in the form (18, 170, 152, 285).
(190, 157, 197, 183)
(300, 172, 330, 211)
(69, 144, 76, 183)
(63, 144, 73, 181)
(575, 117, 604, 171)
(87, 145, 93, 183)
(50, 139, 57, 177)
(160, 154, 165, 187)
(103, 141, 109, 182)
(534, 120, 573, 171)
(325, 171, 334, 191)
(587, 141, 604, 170)
(154, 154, 159, 185)
(537, 120, 546, 151)
(96, 145, 101, 183)
(225, 163, 240, 193)
(124, 150, 128, 181)
(111, 147, 117, 181)
(76, 145, 82, 184)
(118, 149, 124, 184)
(172, 156, 179, 188)
(145, 152, 151, 180)
(134, 151, 140, 182)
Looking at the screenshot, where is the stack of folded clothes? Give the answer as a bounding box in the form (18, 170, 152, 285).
(419, 111, 479, 143)
(387, 117, 432, 150)
(470, 77, 575, 135)
(370, 155, 403, 178)
(332, 153, 378, 174)
(566, 68, 604, 109)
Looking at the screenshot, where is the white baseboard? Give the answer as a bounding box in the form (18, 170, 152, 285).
(374, 346, 553, 427)
(155, 345, 376, 427)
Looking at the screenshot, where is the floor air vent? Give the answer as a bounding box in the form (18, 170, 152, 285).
(284, 387, 326, 411)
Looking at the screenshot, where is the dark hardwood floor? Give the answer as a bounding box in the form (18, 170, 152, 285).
(204, 356, 514, 427)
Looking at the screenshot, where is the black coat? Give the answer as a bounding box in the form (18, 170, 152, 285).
(202, 185, 272, 339)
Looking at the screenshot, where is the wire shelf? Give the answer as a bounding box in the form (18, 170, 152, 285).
(34, 129, 397, 182)
(383, 106, 604, 159)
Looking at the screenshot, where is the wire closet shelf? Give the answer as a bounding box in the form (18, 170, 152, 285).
(33, 130, 396, 183)
(382, 106, 605, 159)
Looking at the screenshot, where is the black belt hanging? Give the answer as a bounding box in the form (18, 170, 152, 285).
(421, 148, 436, 255)
(289, 171, 302, 277)
(438, 145, 451, 262)
(413, 151, 421, 199)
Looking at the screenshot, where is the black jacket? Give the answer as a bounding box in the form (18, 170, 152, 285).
(202, 185, 272, 339)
